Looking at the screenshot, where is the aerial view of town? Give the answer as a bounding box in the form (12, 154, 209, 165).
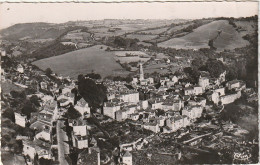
(0, 2, 259, 165)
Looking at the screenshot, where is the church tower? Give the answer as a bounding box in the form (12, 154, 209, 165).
(140, 62, 144, 81)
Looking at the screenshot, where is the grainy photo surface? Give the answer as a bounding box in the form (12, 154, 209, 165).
(0, 1, 259, 164)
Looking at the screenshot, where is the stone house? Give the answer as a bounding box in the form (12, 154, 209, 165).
(15, 112, 28, 127)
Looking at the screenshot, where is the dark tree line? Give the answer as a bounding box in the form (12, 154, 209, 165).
(105, 36, 139, 50)
(77, 74, 107, 109)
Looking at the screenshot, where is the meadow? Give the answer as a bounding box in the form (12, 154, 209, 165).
(114, 56, 150, 63)
(113, 51, 149, 57)
(165, 23, 193, 34)
(138, 27, 169, 35)
(61, 30, 91, 41)
(32, 45, 130, 79)
(212, 22, 250, 51)
(137, 42, 152, 47)
(126, 34, 157, 41)
(113, 51, 151, 63)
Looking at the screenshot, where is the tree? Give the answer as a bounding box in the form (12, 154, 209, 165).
(66, 105, 82, 119)
(191, 58, 204, 70)
(10, 90, 26, 99)
(21, 100, 37, 118)
(156, 109, 165, 116)
(205, 59, 225, 78)
(45, 68, 53, 76)
(30, 95, 41, 107)
(39, 157, 52, 165)
(226, 65, 238, 81)
(13, 140, 23, 154)
(25, 87, 37, 95)
(183, 67, 199, 83)
(2, 108, 15, 122)
(78, 75, 107, 108)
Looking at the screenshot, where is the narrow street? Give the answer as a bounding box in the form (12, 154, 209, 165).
(57, 120, 70, 165)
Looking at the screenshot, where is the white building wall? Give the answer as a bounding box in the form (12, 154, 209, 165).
(172, 76, 179, 84)
(185, 89, 194, 96)
(74, 105, 91, 115)
(15, 113, 27, 127)
(35, 131, 51, 142)
(220, 91, 241, 105)
(199, 78, 209, 90)
(194, 87, 203, 95)
(214, 88, 225, 96)
(183, 117, 190, 127)
(77, 139, 88, 149)
(120, 93, 139, 103)
(143, 124, 159, 133)
(211, 92, 220, 104)
(23, 144, 36, 159)
(122, 156, 132, 165)
(141, 100, 148, 109)
(103, 106, 120, 119)
(73, 125, 87, 136)
(151, 102, 162, 110)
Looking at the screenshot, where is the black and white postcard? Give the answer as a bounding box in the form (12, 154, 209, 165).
(0, 1, 259, 164)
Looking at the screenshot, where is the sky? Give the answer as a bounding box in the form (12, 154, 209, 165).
(0, 2, 258, 29)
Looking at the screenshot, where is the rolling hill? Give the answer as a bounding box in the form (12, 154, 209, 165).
(0, 22, 68, 41)
(158, 20, 250, 51)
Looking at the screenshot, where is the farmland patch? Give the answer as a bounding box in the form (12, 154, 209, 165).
(32, 45, 130, 79)
(158, 20, 249, 51)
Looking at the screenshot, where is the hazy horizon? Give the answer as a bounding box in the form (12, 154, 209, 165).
(0, 2, 258, 29)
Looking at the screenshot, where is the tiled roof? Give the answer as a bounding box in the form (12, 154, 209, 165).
(123, 151, 132, 157)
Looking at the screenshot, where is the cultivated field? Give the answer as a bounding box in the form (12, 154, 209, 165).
(126, 34, 157, 41)
(32, 45, 130, 79)
(137, 41, 153, 47)
(138, 27, 169, 35)
(113, 51, 149, 57)
(158, 20, 249, 51)
(155, 53, 168, 59)
(113, 51, 150, 63)
(165, 23, 193, 34)
(143, 63, 173, 75)
(61, 30, 91, 41)
(213, 22, 250, 51)
(115, 56, 150, 63)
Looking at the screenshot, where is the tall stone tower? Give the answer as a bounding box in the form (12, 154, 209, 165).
(140, 62, 144, 81)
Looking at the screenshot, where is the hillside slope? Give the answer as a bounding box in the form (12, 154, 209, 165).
(158, 20, 250, 51)
(0, 22, 68, 41)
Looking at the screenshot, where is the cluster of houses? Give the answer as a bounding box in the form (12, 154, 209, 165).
(102, 63, 246, 135)
(1, 57, 134, 164)
(20, 82, 98, 163)
(1, 61, 92, 164)
(2, 54, 250, 165)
